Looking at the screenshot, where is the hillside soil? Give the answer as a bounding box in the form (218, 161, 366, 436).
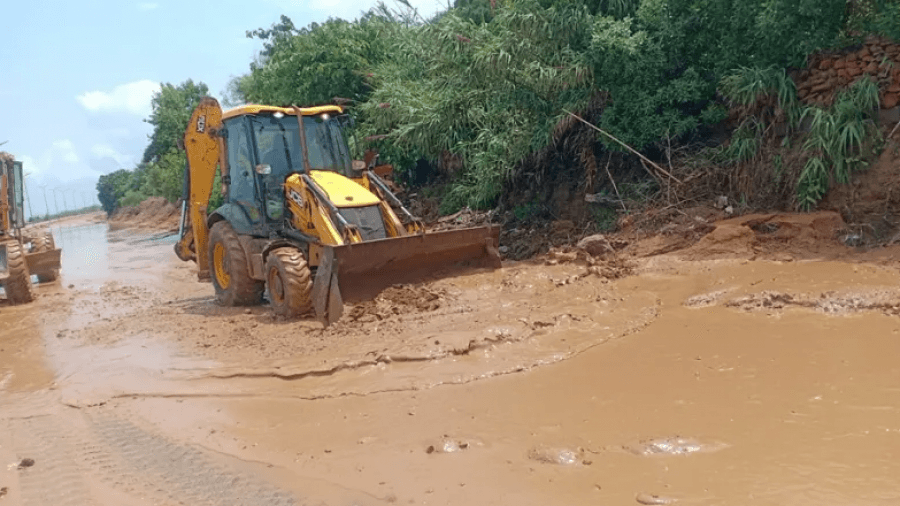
(4, 149, 900, 506)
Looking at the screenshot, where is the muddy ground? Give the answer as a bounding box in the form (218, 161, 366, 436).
(2, 210, 900, 505)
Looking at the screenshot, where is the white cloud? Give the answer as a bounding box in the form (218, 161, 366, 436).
(138, 2, 159, 11)
(52, 139, 79, 164)
(91, 144, 133, 167)
(77, 80, 160, 117)
(18, 154, 40, 176)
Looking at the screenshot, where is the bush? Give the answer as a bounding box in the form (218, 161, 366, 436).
(797, 78, 882, 209)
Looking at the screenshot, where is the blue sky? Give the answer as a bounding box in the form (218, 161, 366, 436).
(2, 0, 445, 218)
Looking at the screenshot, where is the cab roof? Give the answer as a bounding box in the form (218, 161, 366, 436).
(222, 104, 344, 120)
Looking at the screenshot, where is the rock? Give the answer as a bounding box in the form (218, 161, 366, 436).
(818, 59, 833, 70)
(550, 250, 578, 263)
(724, 206, 734, 216)
(884, 93, 899, 109)
(833, 59, 846, 70)
(551, 220, 575, 233)
(842, 233, 863, 247)
(714, 195, 728, 209)
(18, 458, 35, 469)
(811, 81, 832, 93)
(498, 245, 509, 254)
(636, 493, 677, 505)
(577, 234, 613, 257)
(879, 106, 900, 126)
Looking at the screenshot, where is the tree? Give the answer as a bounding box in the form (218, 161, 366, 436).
(96, 169, 134, 215)
(236, 15, 395, 106)
(142, 80, 210, 164)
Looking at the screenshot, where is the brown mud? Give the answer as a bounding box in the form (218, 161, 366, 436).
(4, 209, 900, 505)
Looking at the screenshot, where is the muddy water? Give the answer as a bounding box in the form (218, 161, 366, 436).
(137, 258, 897, 506)
(3, 218, 900, 505)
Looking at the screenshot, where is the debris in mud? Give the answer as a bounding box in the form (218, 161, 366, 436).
(17, 458, 35, 469)
(636, 492, 677, 505)
(527, 446, 587, 466)
(347, 285, 449, 322)
(724, 288, 900, 315)
(542, 245, 633, 282)
(0, 486, 7, 498)
(426, 437, 470, 454)
(627, 437, 725, 456)
(428, 207, 496, 232)
(683, 289, 733, 308)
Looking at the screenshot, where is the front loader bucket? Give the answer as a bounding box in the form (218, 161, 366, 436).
(25, 248, 62, 278)
(312, 226, 501, 326)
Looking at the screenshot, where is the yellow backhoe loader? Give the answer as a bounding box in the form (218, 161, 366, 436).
(174, 97, 500, 325)
(0, 152, 62, 304)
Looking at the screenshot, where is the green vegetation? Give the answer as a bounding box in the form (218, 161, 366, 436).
(797, 79, 882, 209)
(231, 0, 874, 213)
(98, 0, 900, 217)
(97, 80, 213, 215)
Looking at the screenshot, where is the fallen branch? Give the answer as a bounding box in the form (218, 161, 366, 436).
(564, 110, 683, 184)
(890, 118, 900, 140)
(604, 154, 627, 212)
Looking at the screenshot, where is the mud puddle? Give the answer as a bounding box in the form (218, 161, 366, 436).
(124, 256, 900, 506)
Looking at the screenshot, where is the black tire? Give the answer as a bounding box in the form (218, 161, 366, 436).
(32, 232, 59, 283)
(265, 247, 313, 317)
(207, 221, 263, 306)
(3, 241, 35, 304)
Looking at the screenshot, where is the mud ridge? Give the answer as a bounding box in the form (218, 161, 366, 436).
(724, 288, 900, 315)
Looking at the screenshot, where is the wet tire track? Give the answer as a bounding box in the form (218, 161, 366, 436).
(8, 414, 96, 506)
(86, 413, 299, 506)
(6, 404, 300, 506)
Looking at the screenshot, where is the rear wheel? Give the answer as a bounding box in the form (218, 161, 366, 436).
(32, 232, 59, 283)
(3, 241, 35, 304)
(265, 247, 313, 317)
(207, 221, 263, 306)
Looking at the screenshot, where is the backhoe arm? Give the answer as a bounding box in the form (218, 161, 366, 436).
(174, 97, 226, 280)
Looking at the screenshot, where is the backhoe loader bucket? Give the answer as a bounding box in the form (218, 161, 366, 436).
(26, 248, 62, 279)
(312, 225, 501, 325)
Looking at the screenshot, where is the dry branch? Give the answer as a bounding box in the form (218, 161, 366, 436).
(563, 110, 683, 184)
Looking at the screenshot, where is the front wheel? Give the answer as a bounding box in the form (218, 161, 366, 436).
(265, 247, 313, 318)
(207, 221, 263, 306)
(3, 241, 35, 304)
(32, 232, 59, 283)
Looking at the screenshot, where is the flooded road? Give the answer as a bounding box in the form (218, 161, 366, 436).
(2, 214, 900, 505)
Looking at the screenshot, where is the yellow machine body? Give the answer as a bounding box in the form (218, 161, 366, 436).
(174, 97, 500, 325)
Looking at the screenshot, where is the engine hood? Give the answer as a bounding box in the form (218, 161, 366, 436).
(305, 170, 381, 208)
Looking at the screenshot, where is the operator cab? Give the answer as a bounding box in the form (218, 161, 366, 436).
(221, 105, 352, 223)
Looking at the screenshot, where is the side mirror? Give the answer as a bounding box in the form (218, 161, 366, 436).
(255, 164, 272, 175)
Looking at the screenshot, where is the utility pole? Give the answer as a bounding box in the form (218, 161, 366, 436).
(38, 184, 50, 220)
(23, 172, 34, 222)
(66, 188, 76, 213)
(50, 188, 61, 216)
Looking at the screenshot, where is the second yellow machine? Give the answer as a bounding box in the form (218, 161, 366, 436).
(175, 97, 500, 325)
